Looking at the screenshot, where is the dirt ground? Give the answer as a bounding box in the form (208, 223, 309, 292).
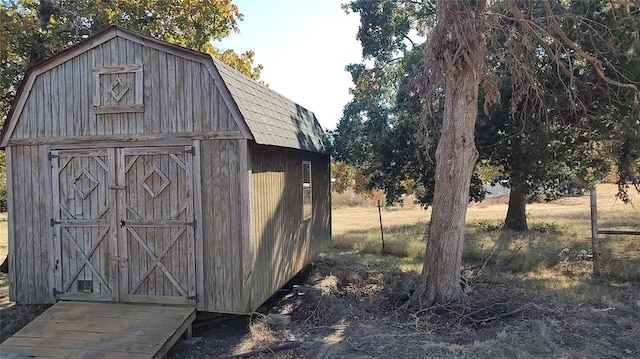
(163, 256, 640, 359)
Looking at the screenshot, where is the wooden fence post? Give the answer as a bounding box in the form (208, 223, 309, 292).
(590, 188, 601, 276)
(378, 200, 385, 254)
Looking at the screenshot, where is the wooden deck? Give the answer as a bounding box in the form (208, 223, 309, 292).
(0, 301, 195, 359)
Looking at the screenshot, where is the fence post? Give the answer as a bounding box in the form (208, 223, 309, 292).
(590, 187, 601, 276)
(377, 200, 385, 254)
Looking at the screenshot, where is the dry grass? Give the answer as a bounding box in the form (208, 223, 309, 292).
(332, 184, 640, 282)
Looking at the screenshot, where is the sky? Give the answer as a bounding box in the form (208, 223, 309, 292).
(216, 0, 363, 131)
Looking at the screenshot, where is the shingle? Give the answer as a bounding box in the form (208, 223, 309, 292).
(212, 58, 325, 153)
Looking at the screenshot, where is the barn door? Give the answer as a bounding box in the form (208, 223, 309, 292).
(117, 147, 197, 305)
(51, 149, 116, 300)
(51, 146, 197, 305)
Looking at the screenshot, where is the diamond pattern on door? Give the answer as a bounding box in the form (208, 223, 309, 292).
(52, 146, 197, 305)
(118, 147, 196, 304)
(140, 166, 171, 198)
(51, 150, 113, 300)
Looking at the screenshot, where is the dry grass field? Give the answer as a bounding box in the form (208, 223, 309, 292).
(2, 184, 639, 358)
(332, 184, 640, 278)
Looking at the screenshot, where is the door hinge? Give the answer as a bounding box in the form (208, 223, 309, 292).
(50, 218, 61, 227)
(53, 288, 64, 296)
(184, 147, 196, 156)
(48, 152, 59, 161)
(186, 220, 197, 229)
(186, 295, 197, 301)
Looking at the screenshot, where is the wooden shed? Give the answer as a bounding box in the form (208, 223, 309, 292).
(0, 25, 331, 314)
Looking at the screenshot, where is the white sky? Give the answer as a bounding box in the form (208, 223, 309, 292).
(216, 0, 363, 131)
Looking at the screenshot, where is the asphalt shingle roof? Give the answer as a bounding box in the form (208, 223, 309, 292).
(213, 58, 326, 153)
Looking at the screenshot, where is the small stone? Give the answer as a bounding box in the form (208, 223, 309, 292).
(268, 313, 292, 326)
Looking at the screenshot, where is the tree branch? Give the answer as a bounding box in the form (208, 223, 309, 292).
(503, 0, 574, 81)
(540, 0, 640, 97)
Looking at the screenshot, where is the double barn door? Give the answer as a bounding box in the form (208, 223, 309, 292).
(50, 146, 197, 305)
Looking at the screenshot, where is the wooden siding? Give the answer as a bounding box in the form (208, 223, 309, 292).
(199, 139, 244, 312)
(199, 141, 330, 314)
(8, 145, 54, 303)
(11, 37, 239, 141)
(245, 144, 331, 312)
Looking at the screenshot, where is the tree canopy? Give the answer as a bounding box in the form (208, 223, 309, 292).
(337, 0, 640, 306)
(0, 0, 262, 123)
(335, 0, 640, 213)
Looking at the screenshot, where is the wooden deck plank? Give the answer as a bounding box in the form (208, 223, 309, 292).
(0, 301, 195, 359)
(2, 337, 161, 354)
(1, 346, 151, 359)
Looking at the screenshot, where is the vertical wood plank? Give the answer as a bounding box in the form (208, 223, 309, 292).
(218, 140, 231, 309)
(79, 52, 89, 136)
(228, 140, 240, 311)
(107, 148, 118, 300)
(26, 80, 36, 138)
(217, 87, 227, 132)
(93, 45, 104, 135)
(151, 49, 161, 134)
(6, 147, 16, 301)
(72, 57, 82, 137)
(43, 75, 52, 138)
(31, 146, 44, 300)
(158, 51, 168, 134)
(50, 150, 62, 298)
(175, 57, 184, 133)
(239, 140, 252, 286)
(15, 146, 28, 301)
(200, 140, 214, 310)
(23, 147, 36, 301)
(134, 43, 144, 134)
(49, 69, 60, 137)
(116, 149, 128, 301)
(195, 65, 206, 133)
(167, 54, 177, 133)
(184, 61, 193, 133)
(191, 141, 205, 311)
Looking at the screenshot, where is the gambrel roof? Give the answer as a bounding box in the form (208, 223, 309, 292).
(214, 59, 326, 152)
(0, 25, 326, 152)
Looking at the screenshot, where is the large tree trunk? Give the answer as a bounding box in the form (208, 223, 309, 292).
(505, 180, 528, 231)
(410, 0, 486, 308)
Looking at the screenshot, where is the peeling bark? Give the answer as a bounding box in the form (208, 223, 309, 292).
(410, 0, 486, 308)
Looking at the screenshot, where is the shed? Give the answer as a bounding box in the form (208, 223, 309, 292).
(0, 25, 331, 314)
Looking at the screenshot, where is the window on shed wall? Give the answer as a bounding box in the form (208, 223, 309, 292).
(302, 161, 312, 220)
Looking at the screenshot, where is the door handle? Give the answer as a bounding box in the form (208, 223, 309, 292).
(120, 220, 126, 228)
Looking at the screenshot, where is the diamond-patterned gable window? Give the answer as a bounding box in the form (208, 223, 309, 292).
(93, 64, 143, 114)
(107, 76, 129, 102)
